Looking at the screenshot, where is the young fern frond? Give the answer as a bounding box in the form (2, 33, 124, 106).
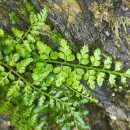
(0, 61, 89, 129)
(38, 39, 130, 89)
(0, 6, 130, 130)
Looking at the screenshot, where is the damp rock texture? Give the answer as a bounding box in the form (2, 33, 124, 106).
(0, 114, 11, 130)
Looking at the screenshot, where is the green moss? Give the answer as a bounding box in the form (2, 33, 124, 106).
(89, 0, 130, 43)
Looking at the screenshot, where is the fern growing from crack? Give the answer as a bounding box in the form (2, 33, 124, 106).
(0, 5, 130, 130)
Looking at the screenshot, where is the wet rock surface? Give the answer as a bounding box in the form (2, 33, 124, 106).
(0, 114, 12, 130)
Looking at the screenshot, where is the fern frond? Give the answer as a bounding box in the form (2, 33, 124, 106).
(0, 5, 130, 130)
(43, 39, 130, 89)
(10, 106, 19, 125)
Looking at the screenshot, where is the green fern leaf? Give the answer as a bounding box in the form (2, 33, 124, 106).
(53, 66, 61, 74)
(32, 62, 53, 85)
(10, 108, 19, 125)
(37, 41, 51, 59)
(54, 66, 71, 87)
(121, 76, 127, 84)
(97, 72, 105, 86)
(0, 101, 9, 113)
(28, 114, 38, 127)
(23, 86, 33, 106)
(8, 73, 15, 81)
(50, 51, 59, 60)
(27, 34, 35, 43)
(77, 44, 89, 65)
(58, 52, 65, 60)
(104, 56, 112, 69)
(90, 48, 101, 66)
(0, 28, 4, 37)
(59, 39, 75, 61)
(84, 70, 96, 89)
(35, 122, 45, 130)
(12, 27, 24, 38)
(6, 53, 20, 67)
(0, 65, 5, 72)
(50, 98, 55, 108)
(38, 95, 46, 107)
(0, 72, 10, 87)
(16, 58, 33, 73)
(126, 69, 130, 75)
(109, 74, 116, 85)
(115, 61, 122, 71)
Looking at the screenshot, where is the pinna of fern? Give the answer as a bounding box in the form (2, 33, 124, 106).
(37, 37, 130, 90)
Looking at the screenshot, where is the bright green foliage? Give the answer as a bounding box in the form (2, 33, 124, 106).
(90, 48, 101, 66)
(12, 27, 24, 38)
(66, 68, 84, 87)
(0, 7, 91, 130)
(9, 11, 18, 24)
(97, 72, 105, 86)
(0, 5, 130, 130)
(0, 28, 4, 37)
(54, 66, 71, 86)
(109, 74, 116, 86)
(115, 61, 122, 71)
(16, 58, 33, 73)
(37, 41, 52, 60)
(84, 70, 96, 89)
(77, 44, 89, 65)
(5, 53, 20, 67)
(32, 62, 53, 85)
(58, 39, 75, 61)
(104, 56, 112, 69)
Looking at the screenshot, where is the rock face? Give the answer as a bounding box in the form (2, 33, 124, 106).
(0, 0, 130, 129)
(0, 114, 11, 130)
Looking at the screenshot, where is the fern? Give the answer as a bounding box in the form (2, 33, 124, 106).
(16, 58, 33, 73)
(0, 5, 130, 130)
(41, 41, 130, 89)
